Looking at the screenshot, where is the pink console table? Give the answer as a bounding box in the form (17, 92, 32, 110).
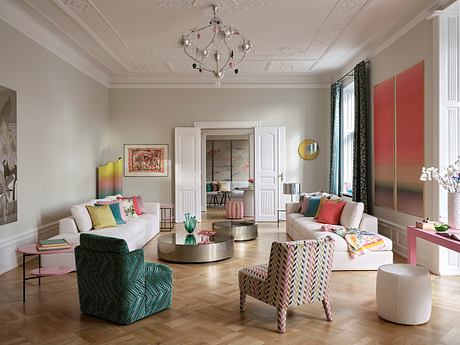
(407, 226, 460, 264)
(17, 244, 76, 302)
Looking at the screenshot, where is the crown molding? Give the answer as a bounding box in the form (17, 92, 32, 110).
(330, 0, 452, 81)
(109, 82, 330, 89)
(0, 0, 111, 87)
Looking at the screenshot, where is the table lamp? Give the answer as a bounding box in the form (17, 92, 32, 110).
(283, 182, 301, 202)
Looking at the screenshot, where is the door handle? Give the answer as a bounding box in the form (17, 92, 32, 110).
(278, 172, 284, 182)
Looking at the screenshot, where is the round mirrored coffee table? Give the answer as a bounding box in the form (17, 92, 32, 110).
(212, 220, 258, 241)
(157, 232, 234, 263)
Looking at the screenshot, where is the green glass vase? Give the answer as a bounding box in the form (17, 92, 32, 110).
(184, 212, 197, 234)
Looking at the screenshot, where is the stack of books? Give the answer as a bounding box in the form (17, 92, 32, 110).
(36, 239, 71, 251)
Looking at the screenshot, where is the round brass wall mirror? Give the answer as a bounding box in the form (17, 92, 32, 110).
(298, 139, 319, 160)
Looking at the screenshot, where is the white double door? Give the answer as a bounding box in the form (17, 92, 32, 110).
(175, 126, 285, 222)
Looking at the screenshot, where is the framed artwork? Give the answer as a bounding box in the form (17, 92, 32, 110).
(396, 62, 424, 217)
(124, 144, 168, 177)
(374, 77, 395, 210)
(0, 85, 17, 226)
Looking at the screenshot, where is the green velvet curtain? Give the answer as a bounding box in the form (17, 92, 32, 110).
(352, 61, 370, 213)
(329, 81, 342, 196)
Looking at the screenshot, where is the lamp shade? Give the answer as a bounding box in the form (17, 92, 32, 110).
(283, 182, 301, 195)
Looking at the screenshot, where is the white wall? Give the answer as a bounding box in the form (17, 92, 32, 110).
(0, 19, 110, 274)
(109, 88, 330, 203)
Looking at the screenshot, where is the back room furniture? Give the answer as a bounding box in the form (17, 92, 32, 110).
(75, 234, 173, 325)
(239, 237, 335, 333)
(160, 203, 175, 231)
(226, 200, 244, 219)
(376, 264, 431, 325)
(242, 188, 254, 217)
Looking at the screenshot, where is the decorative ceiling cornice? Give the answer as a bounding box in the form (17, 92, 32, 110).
(151, 0, 272, 14)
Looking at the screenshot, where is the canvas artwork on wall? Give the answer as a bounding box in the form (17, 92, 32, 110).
(374, 77, 395, 209)
(97, 158, 123, 198)
(396, 62, 424, 216)
(124, 144, 168, 177)
(0, 86, 17, 226)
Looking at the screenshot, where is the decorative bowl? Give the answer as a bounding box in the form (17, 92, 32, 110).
(434, 223, 450, 232)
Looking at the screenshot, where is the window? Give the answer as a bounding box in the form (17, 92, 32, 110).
(341, 82, 355, 196)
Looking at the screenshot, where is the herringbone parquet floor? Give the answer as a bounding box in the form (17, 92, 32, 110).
(1, 211, 460, 345)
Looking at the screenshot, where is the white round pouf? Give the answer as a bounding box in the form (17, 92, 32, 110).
(376, 264, 432, 325)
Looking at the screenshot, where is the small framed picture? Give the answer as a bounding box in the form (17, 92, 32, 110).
(124, 144, 168, 177)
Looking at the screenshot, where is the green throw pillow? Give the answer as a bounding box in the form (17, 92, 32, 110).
(304, 197, 321, 217)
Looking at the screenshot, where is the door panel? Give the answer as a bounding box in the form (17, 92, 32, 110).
(175, 127, 201, 222)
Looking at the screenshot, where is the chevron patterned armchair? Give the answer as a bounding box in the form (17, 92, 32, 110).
(238, 237, 335, 333)
(75, 234, 173, 325)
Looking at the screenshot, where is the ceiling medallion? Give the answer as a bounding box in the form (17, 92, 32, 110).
(178, 4, 252, 85)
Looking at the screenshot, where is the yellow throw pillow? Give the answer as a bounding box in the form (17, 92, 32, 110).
(86, 205, 117, 230)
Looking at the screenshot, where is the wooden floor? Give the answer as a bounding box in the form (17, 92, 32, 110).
(1, 211, 460, 345)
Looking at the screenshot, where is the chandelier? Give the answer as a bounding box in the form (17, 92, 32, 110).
(179, 4, 252, 85)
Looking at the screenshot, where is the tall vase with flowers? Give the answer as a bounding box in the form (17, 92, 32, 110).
(420, 158, 460, 229)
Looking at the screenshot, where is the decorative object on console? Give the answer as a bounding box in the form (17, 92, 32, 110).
(298, 139, 319, 160)
(184, 212, 197, 233)
(124, 144, 168, 177)
(420, 157, 460, 228)
(0, 85, 17, 226)
(178, 4, 252, 86)
(97, 158, 123, 198)
(248, 178, 255, 189)
(283, 182, 301, 202)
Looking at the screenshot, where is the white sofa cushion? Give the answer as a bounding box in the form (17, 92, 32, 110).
(70, 203, 93, 232)
(340, 201, 364, 228)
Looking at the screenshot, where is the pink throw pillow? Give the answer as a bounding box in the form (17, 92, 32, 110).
(316, 201, 346, 225)
(133, 196, 145, 215)
(299, 197, 309, 214)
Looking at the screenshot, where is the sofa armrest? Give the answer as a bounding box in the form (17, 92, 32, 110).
(286, 202, 299, 214)
(144, 202, 160, 217)
(359, 213, 378, 233)
(59, 217, 79, 235)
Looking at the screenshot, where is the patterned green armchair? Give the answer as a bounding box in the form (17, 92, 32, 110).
(75, 233, 173, 324)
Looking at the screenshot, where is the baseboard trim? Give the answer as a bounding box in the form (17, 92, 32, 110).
(0, 221, 59, 275)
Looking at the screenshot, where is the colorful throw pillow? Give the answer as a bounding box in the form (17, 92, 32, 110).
(132, 195, 145, 215)
(97, 200, 127, 221)
(218, 181, 231, 192)
(211, 182, 219, 191)
(297, 195, 304, 213)
(86, 205, 117, 229)
(107, 203, 126, 224)
(117, 197, 138, 218)
(304, 197, 321, 217)
(316, 201, 346, 225)
(206, 183, 212, 192)
(300, 196, 309, 214)
(315, 197, 343, 219)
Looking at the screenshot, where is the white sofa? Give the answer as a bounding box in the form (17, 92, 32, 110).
(286, 200, 393, 270)
(42, 198, 160, 270)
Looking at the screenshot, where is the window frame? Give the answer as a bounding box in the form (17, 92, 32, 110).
(340, 81, 355, 198)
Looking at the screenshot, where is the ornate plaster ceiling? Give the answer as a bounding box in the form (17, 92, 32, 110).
(15, 0, 446, 85)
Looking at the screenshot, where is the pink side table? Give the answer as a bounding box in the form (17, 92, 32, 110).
(17, 243, 76, 302)
(407, 226, 460, 265)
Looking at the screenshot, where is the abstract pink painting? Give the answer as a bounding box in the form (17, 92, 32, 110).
(396, 62, 424, 216)
(374, 77, 395, 209)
